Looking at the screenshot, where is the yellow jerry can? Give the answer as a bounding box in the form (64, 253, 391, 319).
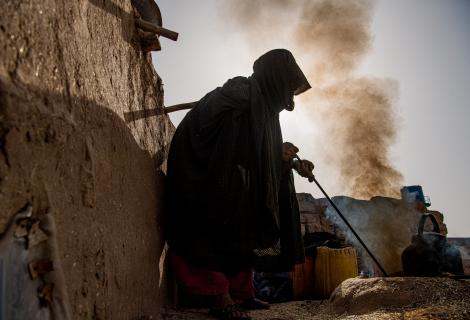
(313, 246, 358, 299)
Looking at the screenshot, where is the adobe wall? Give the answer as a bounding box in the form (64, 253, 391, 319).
(0, 0, 174, 318)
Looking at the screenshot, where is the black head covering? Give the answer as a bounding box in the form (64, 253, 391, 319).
(247, 49, 311, 248)
(253, 49, 311, 112)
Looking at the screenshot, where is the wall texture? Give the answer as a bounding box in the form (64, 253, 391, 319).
(0, 0, 174, 318)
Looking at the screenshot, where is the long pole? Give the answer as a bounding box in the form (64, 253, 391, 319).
(123, 102, 196, 122)
(295, 155, 388, 277)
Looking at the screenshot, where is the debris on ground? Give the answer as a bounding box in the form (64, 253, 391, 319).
(162, 277, 470, 320)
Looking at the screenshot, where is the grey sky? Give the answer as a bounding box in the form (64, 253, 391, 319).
(153, 0, 470, 237)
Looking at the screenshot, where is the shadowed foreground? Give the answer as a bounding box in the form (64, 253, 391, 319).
(162, 277, 470, 320)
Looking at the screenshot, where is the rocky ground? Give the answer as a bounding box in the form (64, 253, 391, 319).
(162, 277, 470, 320)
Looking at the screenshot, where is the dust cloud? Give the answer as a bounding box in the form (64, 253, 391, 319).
(317, 78, 403, 199)
(219, 0, 403, 199)
(296, 0, 374, 81)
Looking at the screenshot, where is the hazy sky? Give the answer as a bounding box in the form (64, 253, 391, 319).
(153, 0, 470, 237)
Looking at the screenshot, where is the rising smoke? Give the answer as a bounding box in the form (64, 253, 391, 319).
(296, 0, 373, 80)
(325, 196, 422, 275)
(318, 78, 402, 199)
(219, 0, 403, 199)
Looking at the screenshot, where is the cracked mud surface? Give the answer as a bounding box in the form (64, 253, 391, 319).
(1, 0, 174, 318)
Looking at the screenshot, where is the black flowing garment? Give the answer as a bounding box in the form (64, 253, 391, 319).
(166, 49, 311, 272)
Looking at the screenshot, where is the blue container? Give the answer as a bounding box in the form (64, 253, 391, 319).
(401, 185, 425, 203)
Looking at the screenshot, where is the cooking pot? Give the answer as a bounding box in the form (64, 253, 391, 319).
(402, 214, 463, 276)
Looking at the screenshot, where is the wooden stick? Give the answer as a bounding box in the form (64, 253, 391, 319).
(163, 102, 196, 113)
(123, 102, 196, 122)
(135, 18, 179, 41)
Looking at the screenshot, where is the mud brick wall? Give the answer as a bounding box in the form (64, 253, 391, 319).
(0, 0, 174, 318)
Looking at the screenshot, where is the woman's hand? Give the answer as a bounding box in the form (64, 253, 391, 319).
(294, 159, 315, 180)
(282, 142, 299, 162)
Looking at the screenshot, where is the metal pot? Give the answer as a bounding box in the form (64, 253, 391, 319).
(402, 214, 463, 276)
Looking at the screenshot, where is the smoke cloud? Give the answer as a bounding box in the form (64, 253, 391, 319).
(296, 0, 374, 80)
(317, 78, 403, 199)
(325, 196, 421, 275)
(219, 0, 403, 199)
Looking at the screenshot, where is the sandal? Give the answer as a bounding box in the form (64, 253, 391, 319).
(239, 298, 270, 310)
(209, 304, 252, 320)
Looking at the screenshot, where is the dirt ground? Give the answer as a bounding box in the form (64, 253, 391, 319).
(162, 300, 470, 320)
(162, 278, 470, 320)
(162, 299, 470, 320)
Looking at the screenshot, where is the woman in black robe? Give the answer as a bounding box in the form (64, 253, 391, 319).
(166, 49, 313, 319)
